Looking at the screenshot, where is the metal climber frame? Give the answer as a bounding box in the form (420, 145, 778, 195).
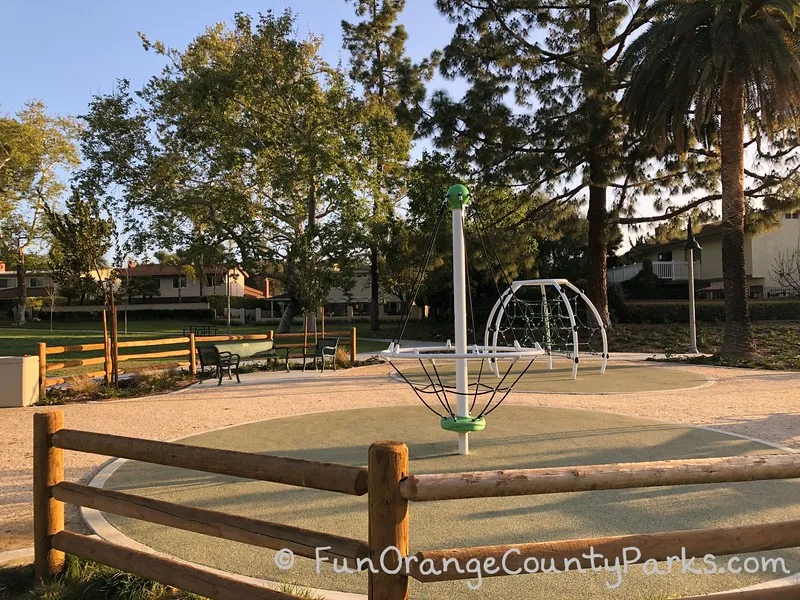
(484, 279, 609, 380)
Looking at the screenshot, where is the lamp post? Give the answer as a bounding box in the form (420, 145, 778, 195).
(684, 218, 702, 354)
(226, 268, 232, 335)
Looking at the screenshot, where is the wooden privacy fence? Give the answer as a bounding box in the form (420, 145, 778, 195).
(34, 411, 800, 600)
(37, 327, 358, 400)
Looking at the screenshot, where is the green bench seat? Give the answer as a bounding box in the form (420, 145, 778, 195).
(197, 340, 290, 385)
(216, 341, 290, 372)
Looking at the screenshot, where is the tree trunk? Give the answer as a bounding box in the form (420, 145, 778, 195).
(719, 72, 755, 358)
(370, 244, 380, 331)
(586, 176, 611, 328)
(14, 252, 26, 326)
(278, 298, 299, 333)
(583, 0, 612, 330)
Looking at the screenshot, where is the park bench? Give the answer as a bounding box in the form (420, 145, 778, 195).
(303, 337, 339, 372)
(197, 346, 240, 386)
(197, 340, 290, 385)
(216, 340, 290, 373)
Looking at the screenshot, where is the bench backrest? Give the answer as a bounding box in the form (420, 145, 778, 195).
(215, 340, 274, 357)
(314, 338, 339, 354)
(197, 345, 220, 366)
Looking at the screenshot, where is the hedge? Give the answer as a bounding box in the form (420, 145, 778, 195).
(207, 295, 276, 310)
(614, 301, 800, 324)
(35, 308, 217, 322)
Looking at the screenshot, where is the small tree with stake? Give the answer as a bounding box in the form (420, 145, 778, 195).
(771, 248, 800, 296)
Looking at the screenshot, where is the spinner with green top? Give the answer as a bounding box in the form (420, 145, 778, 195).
(378, 184, 543, 455)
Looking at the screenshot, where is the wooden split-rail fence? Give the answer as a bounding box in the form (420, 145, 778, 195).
(34, 411, 800, 599)
(37, 327, 358, 400)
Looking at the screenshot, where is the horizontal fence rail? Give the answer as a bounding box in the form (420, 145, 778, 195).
(53, 481, 369, 561)
(52, 429, 369, 496)
(51, 531, 301, 600)
(408, 519, 800, 582)
(45, 342, 107, 355)
(400, 454, 800, 501)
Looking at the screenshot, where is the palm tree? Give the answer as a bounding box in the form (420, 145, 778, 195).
(155, 250, 196, 304)
(620, 0, 800, 358)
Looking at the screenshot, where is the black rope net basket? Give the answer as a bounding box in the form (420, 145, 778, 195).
(378, 341, 543, 432)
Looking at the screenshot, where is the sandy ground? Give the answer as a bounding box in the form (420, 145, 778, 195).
(1, 360, 799, 555)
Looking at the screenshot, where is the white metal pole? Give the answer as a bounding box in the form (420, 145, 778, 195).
(452, 195, 469, 455)
(688, 249, 698, 353)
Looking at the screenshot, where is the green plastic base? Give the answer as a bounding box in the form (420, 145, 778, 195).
(440, 416, 486, 433)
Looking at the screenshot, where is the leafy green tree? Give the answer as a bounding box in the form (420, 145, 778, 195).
(381, 215, 427, 315)
(78, 12, 365, 332)
(620, 0, 800, 357)
(342, 0, 438, 331)
(45, 188, 113, 306)
(0, 101, 79, 324)
(123, 276, 161, 303)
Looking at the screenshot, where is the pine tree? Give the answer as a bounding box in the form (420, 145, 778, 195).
(342, 0, 438, 331)
(426, 0, 660, 327)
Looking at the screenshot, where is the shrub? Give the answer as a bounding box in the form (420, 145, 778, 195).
(335, 346, 352, 368)
(66, 375, 100, 396)
(40, 308, 216, 321)
(127, 368, 185, 393)
(0, 555, 204, 600)
(615, 301, 800, 324)
(207, 295, 273, 310)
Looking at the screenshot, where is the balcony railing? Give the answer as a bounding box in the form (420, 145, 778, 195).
(608, 261, 702, 284)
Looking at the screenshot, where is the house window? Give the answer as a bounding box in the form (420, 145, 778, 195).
(0, 278, 11, 288)
(657, 251, 673, 262)
(172, 275, 188, 288)
(786, 212, 800, 219)
(29, 277, 44, 288)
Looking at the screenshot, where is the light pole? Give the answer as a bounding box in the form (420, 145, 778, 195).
(684, 218, 702, 354)
(226, 268, 232, 334)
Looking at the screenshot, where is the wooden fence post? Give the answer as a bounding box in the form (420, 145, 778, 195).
(268, 329, 274, 341)
(350, 327, 357, 366)
(37, 342, 47, 402)
(33, 410, 65, 582)
(111, 308, 119, 385)
(368, 441, 409, 600)
(188, 333, 197, 376)
(102, 310, 111, 385)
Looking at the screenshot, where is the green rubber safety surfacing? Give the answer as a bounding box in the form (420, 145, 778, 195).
(441, 415, 486, 432)
(101, 405, 800, 600)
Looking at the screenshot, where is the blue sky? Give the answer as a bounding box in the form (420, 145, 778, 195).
(0, 0, 455, 118)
